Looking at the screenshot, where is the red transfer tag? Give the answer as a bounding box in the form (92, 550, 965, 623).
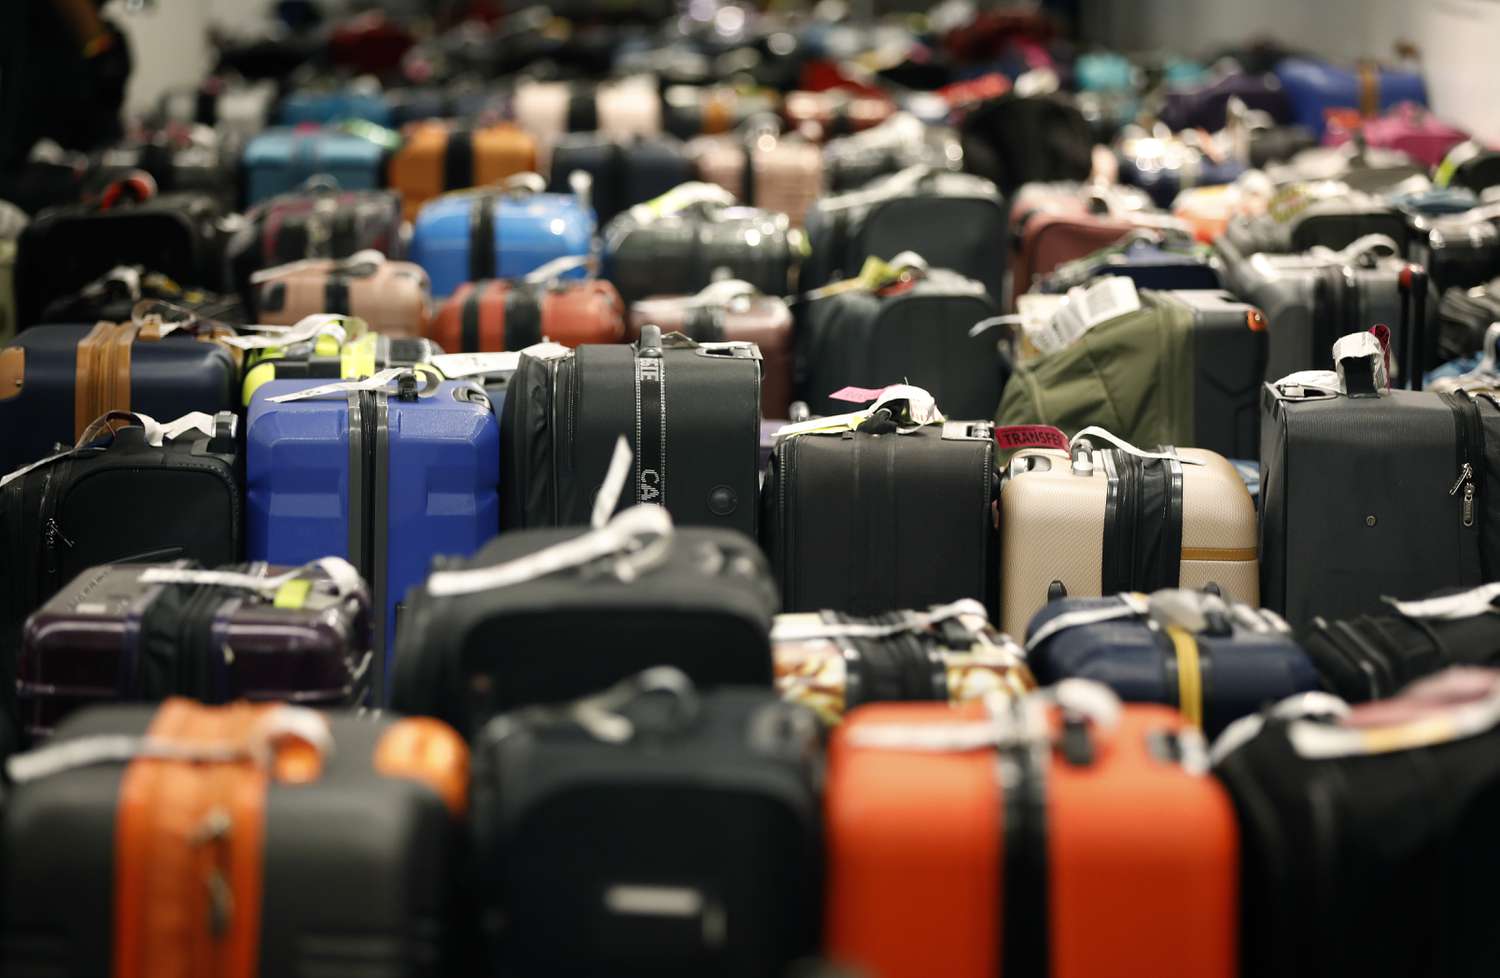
(994, 425, 1070, 452)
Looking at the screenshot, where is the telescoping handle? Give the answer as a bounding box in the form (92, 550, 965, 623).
(1400, 263, 1428, 392)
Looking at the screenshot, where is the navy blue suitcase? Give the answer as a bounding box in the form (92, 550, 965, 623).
(1024, 590, 1322, 736)
(1039, 235, 1223, 295)
(245, 371, 501, 696)
(0, 323, 240, 476)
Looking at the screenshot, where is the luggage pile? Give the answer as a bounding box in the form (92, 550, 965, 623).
(5, 3, 1500, 976)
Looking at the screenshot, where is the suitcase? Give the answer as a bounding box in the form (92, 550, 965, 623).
(408, 178, 596, 299)
(661, 84, 779, 139)
(825, 687, 1238, 978)
(0, 411, 241, 742)
(0, 321, 241, 476)
(224, 183, 404, 302)
(1324, 102, 1467, 168)
(469, 675, 817, 978)
(688, 131, 824, 229)
(798, 265, 1005, 419)
(1273, 56, 1428, 138)
(1437, 140, 1500, 196)
(391, 518, 777, 737)
(498, 327, 762, 536)
(253, 253, 432, 337)
(327, 11, 415, 76)
(999, 432, 1259, 639)
(997, 290, 1269, 462)
(547, 133, 696, 228)
(1037, 233, 1221, 294)
(387, 121, 538, 221)
(761, 394, 996, 616)
(629, 285, 794, 418)
(92, 131, 237, 208)
(239, 324, 444, 405)
(1212, 668, 1500, 978)
(772, 599, 1034, 725)
(246, 373, 500, 694)
(16, 558, 373, 742)
(1026, 588, 1318, 736)
(958, 93, 1094, 198)
(15, 186, 223, 329)
(602, 191, 797, 305)
(1435, 277, 1500, 365)
(782, 89, 895, 141)
(277, 87, 394, 128)
(39, 266, 248, 328)
(1116, 144, 1248, 211)
(803, 168, 1007, 303)
(822, 113, 964, 192)
(1260, 326, 1500, 628)
(1010, 191, 1175, 308)
(512, 77, 664, 171)
(1158, 70, 1293, 132)
(429, 276, 625, 352)
(0, 700, 471, 978)
(158, 76, 277, 146)
(1412, 206, 1500, 312)
(242, 128, 388, 206)
(0, 203, 23, 345)
(1220, 191, 1414, 258)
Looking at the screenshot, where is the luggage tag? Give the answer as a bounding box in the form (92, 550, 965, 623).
(772, 383, 944, 444)
(1385, 582, 1500, 621)
(1284, 669, 1500, 760)
(799, 251, 928, 303)
(220, 313, 359, 351)
(625, 181, 737, 226)
(521, 254, 594, 285)
(771, 598, 993, 642)
(426, 351, 524, 379)
(140, 555, 365, 608)
(264, 366, 441, 403)
(249, 249, 387, 284)
(6, 702, 333, 785)
(1068, 425, 1206, 467)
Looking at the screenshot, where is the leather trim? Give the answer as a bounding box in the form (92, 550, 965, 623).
(0, 346, 22, 402)
(73, 322, 113, 438)
(373, 717, 470, 817)
(1180, 546, 1258, 562)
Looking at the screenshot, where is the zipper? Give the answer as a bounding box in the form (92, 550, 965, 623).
(1442, 391, 1482, 533)
(37, 459, 74, 596)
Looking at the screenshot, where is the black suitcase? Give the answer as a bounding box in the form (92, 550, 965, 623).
(548, 133, 696, 227)
(821, 117, 963, 193)
(470, 672, 820, 978)
(1412, 208, 1500, 318)
(14, 186, 224, 329)
(797, 266, 1005, 419)
(802, 168, 1007, 303)
(958, 93, 1093, 198)
(499, 327, 763, 537)
(0, 411, 241, 741)
(0, 700, 471, 977)
(37, 265, 247, 327)
(391, 521, 777, 738)
(1435, 277, 1500, 364)
(1221, 195, 1414, 259)
(1298, 583, 1500, 702)
(601, 200, 797, 304)
(1213, 667, 1500, 978)
(761, 403, 997, 616)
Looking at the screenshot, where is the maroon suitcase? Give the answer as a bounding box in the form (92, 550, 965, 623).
(16, 559, 373, 742)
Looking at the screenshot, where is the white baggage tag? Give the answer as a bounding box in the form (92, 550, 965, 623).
(140, 556, 364, 601)
(220, 313, 353, 351)
(626, 182, 736, 225)
(523, 254, 593, 284)
(264, 367, 437, 403)
(427, 352, 522, 379)
(1386, 583, 1500, 621)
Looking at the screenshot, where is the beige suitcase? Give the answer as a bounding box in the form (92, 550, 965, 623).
(998, 428, 1258, 637)
(688, 133, 824, 228)
(513, 76, 662, 174)
(252, 253, 432, 337)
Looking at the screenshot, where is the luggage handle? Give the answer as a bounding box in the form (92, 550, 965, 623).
(480, 666, 702, 748)
(1067, 426, 1206, 466)
(1399, 263, 1428, 391)
(140, 555, 364, 603)
(6, 703, 334, 785)
(1383, 582, 1500, 621)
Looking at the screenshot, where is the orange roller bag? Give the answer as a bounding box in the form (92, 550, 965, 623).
(388, 120, 537, 221)
(824, 682, 1238, 978)
(427, 274, 625, 352)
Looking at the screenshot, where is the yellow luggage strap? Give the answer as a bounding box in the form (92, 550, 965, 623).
(1166, 625, 1203, 730)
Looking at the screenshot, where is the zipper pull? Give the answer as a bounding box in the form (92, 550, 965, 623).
(1464, 483, 1476, 528)
(1450, 462, 1474, 497)
(43, 518, 74, 550)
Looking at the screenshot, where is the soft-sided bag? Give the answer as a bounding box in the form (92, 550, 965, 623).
(470, 671, 818, 978)
(959, 92, 1093, 198)
(1036, 232, 1221, 295)
(1159, 70, 1293, 132)
(1324, 102, 1467, 168)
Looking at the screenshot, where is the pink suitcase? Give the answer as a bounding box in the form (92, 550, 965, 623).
(1324, 102, 1468, 168)
(252, 253, 432, 337)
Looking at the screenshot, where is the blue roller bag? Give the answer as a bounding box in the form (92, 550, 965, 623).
(1039, 235, 1222, 294)
(0, 324, 240, 476)
(278, 89, 393, 127)
(1024, 590, 1322, 737)
(1274, 58, 1427, 138)
(408, 185, 595, 299)
(245, 372, 500, 698)
(1118, 154, 1247, 210)
(242, 128, 387, 205)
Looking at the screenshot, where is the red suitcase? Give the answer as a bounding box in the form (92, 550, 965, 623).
(427, 276, 625, 352)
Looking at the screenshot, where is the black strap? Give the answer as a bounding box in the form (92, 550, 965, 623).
(330, 204, 357, 258)
(740, 140, 756, 206)
(461, 283, 484, 353)
(504, 283, 544, 351)
(274, 217, 309, 262)
(135, 582, 226, 702)
(681, 305, 726, 342)
(567, 89, 599, 132)
(999, 737, 1050, 977)
(444, 128, 476, 191)
(635, 346, 666, 506)
(1101, 452, 1184, 594)
(469, 193, 499, 283)
(324, 272, 351, 316)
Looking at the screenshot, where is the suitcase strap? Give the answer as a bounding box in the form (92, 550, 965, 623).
(503, 283, 544, 351)
(444, 128, 475, 192)
(1164, 625, 1206, 730)
(74, 322, 139, 441)
(468, 192, 499, 282)
(635, 328, 666, 507)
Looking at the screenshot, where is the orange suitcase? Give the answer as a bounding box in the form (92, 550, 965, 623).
(824, 686, 1238, 978)
(387, 120, 537, 220)
(426, 277, 625, 352)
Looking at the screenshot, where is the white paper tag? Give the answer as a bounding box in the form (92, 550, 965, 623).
(1069, 425, 1206, 465)
(140, 556, 364, 600)
(427, 351, 522, 379)
(1387, 583, 1500, 621)
(249, 249, 386, 285)
(592, 436, 633, 530)
(523, 254, 592, 284)
(772, 384, 944, 444)
(264, 367, 413, 403)
(626, 182, 737, 225)
(220, 313, 352, 351)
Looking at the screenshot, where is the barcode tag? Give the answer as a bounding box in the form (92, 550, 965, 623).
(428, 352, 522, 379)
(265, 367, 414, 403)
(220, 314, 353, 351)
(1073, 277, 1140, 329)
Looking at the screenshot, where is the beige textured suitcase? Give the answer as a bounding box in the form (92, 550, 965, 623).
(998, 428, 1258, 637)
(252, 254, 432, 337)
(688, 133, 824, 228)
(513, 77, 662, 173)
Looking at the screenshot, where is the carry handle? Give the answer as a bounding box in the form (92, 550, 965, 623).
(481, 666, 702, 748)
(636, 323, 663, 358)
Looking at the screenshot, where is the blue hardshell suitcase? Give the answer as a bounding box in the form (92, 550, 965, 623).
(1273, 58, 1428, 138)
(243, 128, 387, 205)
(277, 90, 394, 128)
(1024, 591, 1323, 736)
(245, 374, 500, 696)
(0, 324, 240, 476)
(408, 186, 595, 299)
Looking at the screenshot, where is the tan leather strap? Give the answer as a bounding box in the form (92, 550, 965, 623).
(0, 346, 22, 402)
(73, 322, 112, 438)
(113, 700, 277, 978)
(373, 717, 471, 817)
